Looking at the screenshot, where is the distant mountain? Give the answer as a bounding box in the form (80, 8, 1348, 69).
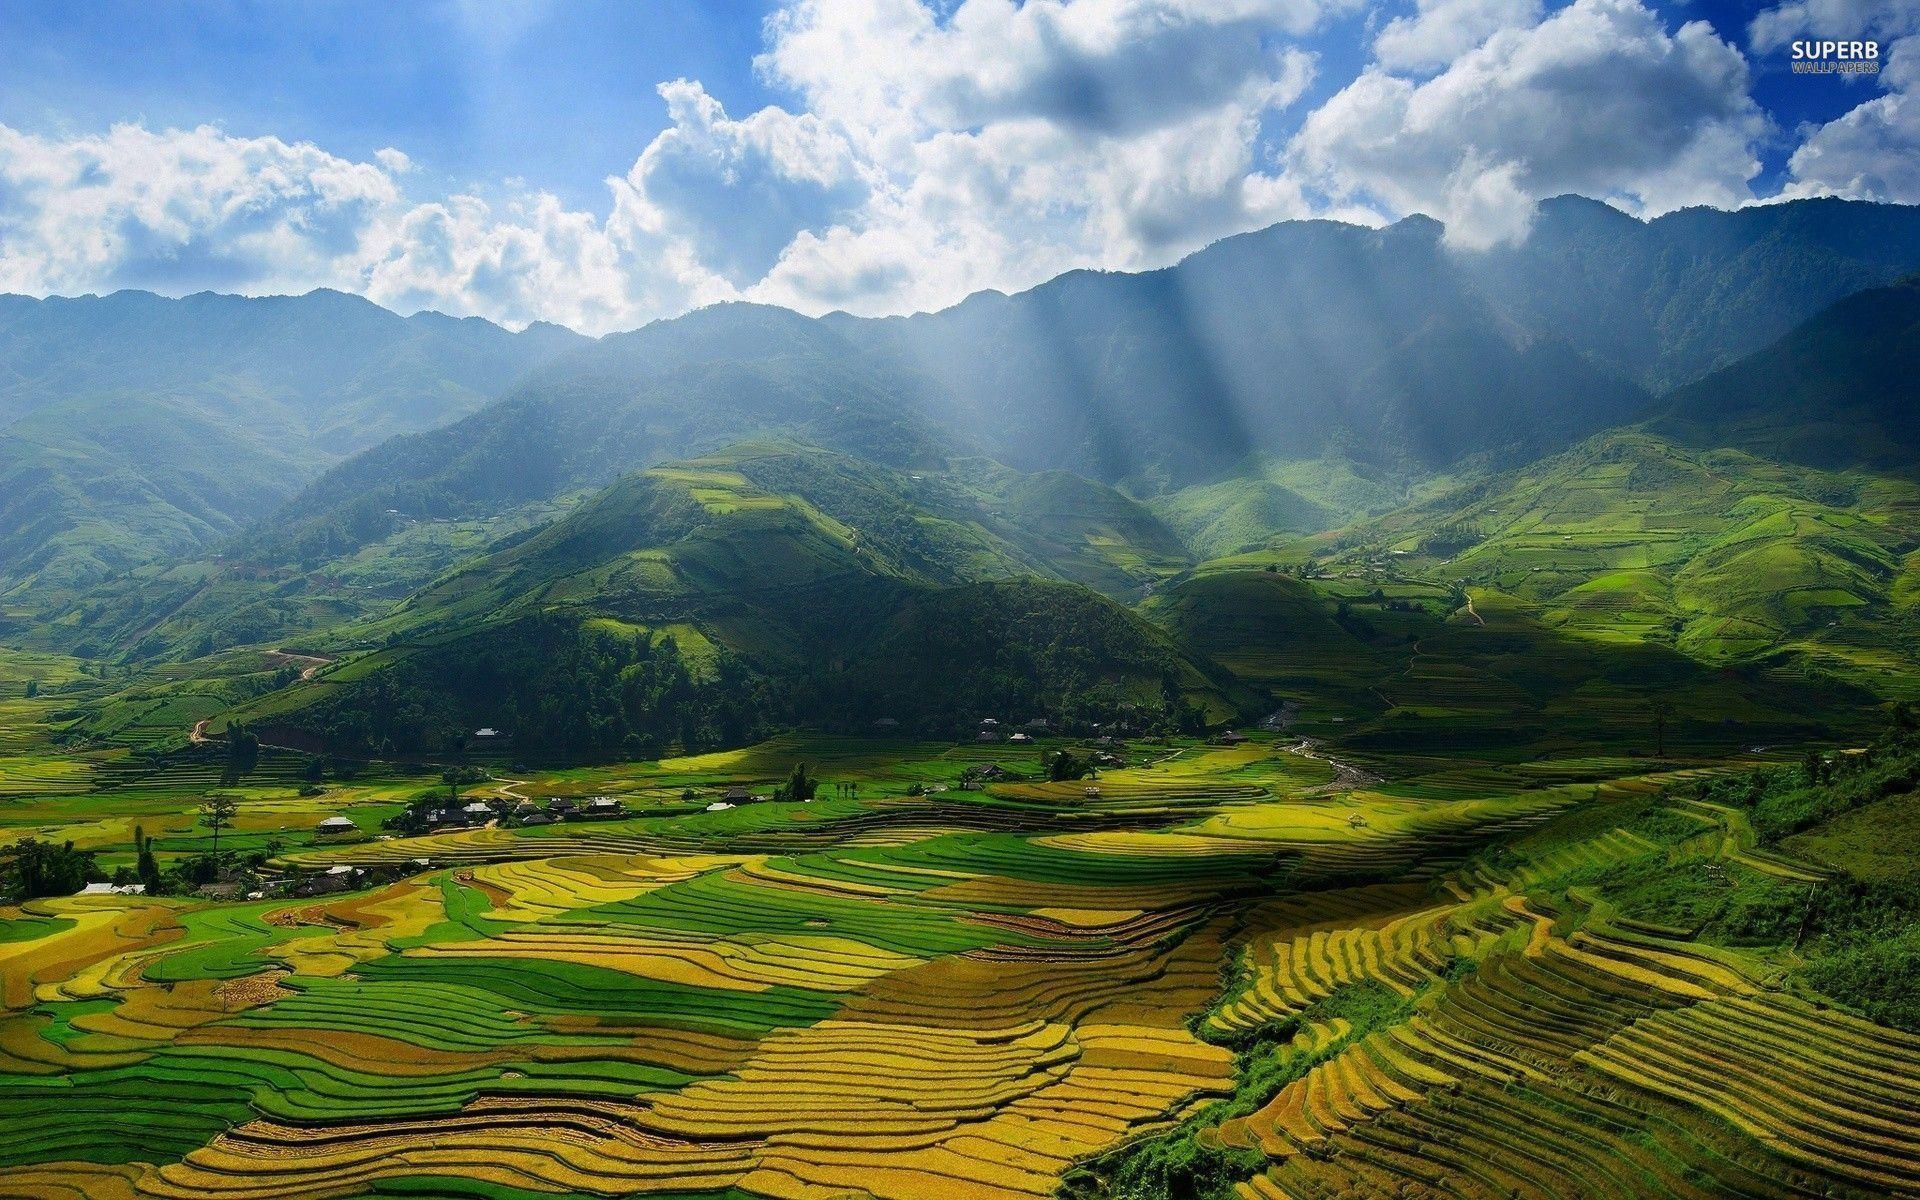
(247, 198, 1920, 586)
(844, 215, 1648, 487)
(233, 216, 1653, 574)
(1654, 275, 1920, 473)
(16, 197, 1920, 673)
(235, 303, 958, 572)
(1465, 196, 1920, 392)
(224, 443, 1237, 753)
(0, 289, 584, 597)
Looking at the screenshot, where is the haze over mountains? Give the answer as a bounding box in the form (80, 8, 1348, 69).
(4, 194, 1919, 737)
(0, 289, 584, 594)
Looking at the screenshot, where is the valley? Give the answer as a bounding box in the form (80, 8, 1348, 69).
(5, 711, 1920, 1200)
(4, 195, 1920, 1200)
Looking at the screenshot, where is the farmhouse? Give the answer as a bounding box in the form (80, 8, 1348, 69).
(315, 816, 358, 835)
(722, 785, 752, 804)
(80, 882, 146, 895)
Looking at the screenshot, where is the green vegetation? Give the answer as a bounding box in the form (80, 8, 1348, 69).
(0, 289, 582, 603)
(5, 197, 1920, 1200)
(0, 837, 99, 900)
(1071, 981, 1418, 1200)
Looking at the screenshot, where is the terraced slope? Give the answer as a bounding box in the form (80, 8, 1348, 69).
(202, 444, 1237, 753)
(7, 729, 1918, 1200)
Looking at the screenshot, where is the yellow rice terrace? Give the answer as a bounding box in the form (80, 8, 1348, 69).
(7, 722, 1920, 1200)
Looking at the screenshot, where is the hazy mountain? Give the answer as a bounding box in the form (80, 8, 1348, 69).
(237, 304, 958, 570)
(16, 197, 1920, 670)
(233, 214, 1653, 572)
(843, 215, 1648, 488)
(248, 197, 1920, 580)
(0, 289, 584, 597)
(1654, 275, 1920, 473)
(1464, 195, 1920, 392)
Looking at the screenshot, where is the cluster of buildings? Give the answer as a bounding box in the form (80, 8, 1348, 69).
(975, 717, 1050, 743)
(512, 795, 628, 827)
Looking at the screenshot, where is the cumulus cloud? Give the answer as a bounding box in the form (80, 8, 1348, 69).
(0, 1, 1349, 328)
(1291, 0, 1768, 248)
(732, 0, 1336, 312)
(0, 122, 401, 296)
(1749, 0, 1917, 51)
(3, 0, 1905, 328)
(760, 0, 1340, 138)
(615, 79, 868, 287)
(0, 120, 690, 333)
(1373, 0, 1542, 73)
(1759, 0, 1920, 203)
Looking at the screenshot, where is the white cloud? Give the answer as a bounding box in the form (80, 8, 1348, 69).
(0, 122, 401, 296)
(1749, 0, 1919, 51)
(1290, 0, 1768, 248)
(0, 1, 1347, 329)
(4, 0, 1904, 328)
(1373, 0, 1542, 72)
(759, 0, 1341, 138)
(1758, 0, 1920, 203)
(613, 80, 868, 287)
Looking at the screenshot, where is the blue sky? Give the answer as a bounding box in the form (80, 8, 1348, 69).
(0, 1, 782, 211)
(1, 0, 1915, 332)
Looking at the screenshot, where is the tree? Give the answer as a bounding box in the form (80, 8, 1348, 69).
(134, 825, 163, 895)
(221, 724, 260, 786)
(1, 839, 98, 901)
(23, 680, 37, 699)
(200, 795, 239, 861)
(781, 762, 818, 802)
(441, 765, 487, 804)
(1650, 700, 1675, 758)
(1803, 751, 1830, 788)
(1046, 750, 1092, 782)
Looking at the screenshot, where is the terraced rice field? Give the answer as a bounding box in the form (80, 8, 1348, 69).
(2, 734, 1917, 1199)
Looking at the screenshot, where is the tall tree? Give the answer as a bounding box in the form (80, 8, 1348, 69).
(200, 795, 239, 862)
(134, 825, 163, 895)
(1, 839, 97, 901)
(222, 725, 260, 787)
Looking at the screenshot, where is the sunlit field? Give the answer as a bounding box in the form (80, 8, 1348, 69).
(8, 716, 1918, 1200)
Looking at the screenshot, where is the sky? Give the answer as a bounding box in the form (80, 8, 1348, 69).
(1, 0, 1916, 335)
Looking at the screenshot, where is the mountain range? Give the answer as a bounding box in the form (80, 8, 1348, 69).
(5, 194, 1919, 753)
(0, 289, 583, 599)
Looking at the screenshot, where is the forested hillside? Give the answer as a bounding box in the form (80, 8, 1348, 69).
(0, 289, 583, 597)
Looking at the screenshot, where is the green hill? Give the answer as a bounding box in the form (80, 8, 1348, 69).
(216, 444, 1236, 753)
(1323, 431, 1920, 697)
(1144, 562, 1873, 755)
(1655, 275, 1920, 473)
(1148, 477, 1339, 559)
